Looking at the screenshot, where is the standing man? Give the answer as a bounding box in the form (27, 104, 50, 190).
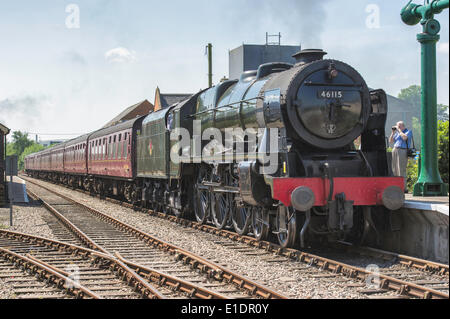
(389, 121, 413, 192)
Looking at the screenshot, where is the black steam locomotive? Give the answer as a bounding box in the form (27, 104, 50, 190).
(26, 49, 405, 248)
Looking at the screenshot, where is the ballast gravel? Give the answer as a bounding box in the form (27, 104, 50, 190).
(19, 178, 382, 299)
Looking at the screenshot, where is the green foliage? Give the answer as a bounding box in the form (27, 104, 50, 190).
(398, 85, 421, 119)
(406, 120, 449, 191)
(437, 104, 449, 122)
(438, 120, 449, 184)
(6, 143, 15, 156)
(5, 131, 45, 171)
(406, 159, 419, 193)
(10, 131, 33, 155)
(397, 85, 448, 123)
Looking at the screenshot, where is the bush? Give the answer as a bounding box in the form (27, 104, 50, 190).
(406, 159, 419, 193)
(438, 120, 449, 184)
(405, 120, 448, 191)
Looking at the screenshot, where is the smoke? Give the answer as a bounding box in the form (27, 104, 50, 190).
(62, 50, 87, 66)
(0, 95, 49, 128)
(222, 0, 329, 48)
(264, 0, 330, 48)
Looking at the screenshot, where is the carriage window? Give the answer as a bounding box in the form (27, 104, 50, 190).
(113, 136, 116, 159)
(117, 134, 121, 159)
(124, 138, 128, 159)
(103, 138, 106, 160)
(109, 138, 112, 159)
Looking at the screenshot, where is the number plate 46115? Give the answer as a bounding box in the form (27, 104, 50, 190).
(318, 90, 343, 99)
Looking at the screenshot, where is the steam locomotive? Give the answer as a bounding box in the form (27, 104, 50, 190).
(25, 49, 405, 248)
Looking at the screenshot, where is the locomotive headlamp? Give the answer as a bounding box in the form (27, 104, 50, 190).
(328, 63, 338, 79)
(329, 69, 338, 79)
(291, 186, 315, 212)
(381, 186, 404, 211)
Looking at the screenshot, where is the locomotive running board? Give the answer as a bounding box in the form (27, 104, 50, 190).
(199, 182, 240, 194)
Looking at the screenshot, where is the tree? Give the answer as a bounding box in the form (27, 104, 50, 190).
(398, 85, 421, 119)
(398, 86, 448, 122)
(438, 104, 449, 122)
(5, 131, 45, 170)
(10, 131, 33, 155)
(6, 143, 15, 157)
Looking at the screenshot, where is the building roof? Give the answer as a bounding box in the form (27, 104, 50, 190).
(0, 123, 10, 135)
(154, 87, 192, 111)
(386, 94, 413, 111)
(160, 94, 192, 109)
(91, 115, 146, 140)
(102, 100, 154, 129)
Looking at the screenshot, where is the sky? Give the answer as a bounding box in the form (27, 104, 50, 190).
(0, 0, 448, 141)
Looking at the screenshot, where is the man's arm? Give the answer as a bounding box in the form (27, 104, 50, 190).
(398, 129, 408, 141)
(389, 131, 395, 144)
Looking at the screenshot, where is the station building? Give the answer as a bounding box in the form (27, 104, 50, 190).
(153, 87, 192, 112)
(0, 123, 10, 206)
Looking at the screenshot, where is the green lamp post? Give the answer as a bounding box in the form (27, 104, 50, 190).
(401, 0, 449, 196)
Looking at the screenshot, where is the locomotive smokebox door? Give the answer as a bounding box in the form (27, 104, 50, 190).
(327, 193, 354, 231)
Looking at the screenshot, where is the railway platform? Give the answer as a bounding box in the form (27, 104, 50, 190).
(404, 194, 449, 215)
(378, 194, 449, 264)
(7, 176, 29, 204)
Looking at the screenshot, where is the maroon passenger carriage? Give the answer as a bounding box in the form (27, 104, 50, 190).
(63, 134, 89, 188)
(85, 117, 145, 201)
(26, 116, 145, 201)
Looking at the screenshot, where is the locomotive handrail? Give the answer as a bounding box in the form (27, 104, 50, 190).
(304, 82, 363, 88)
(186, 96, 262, 119)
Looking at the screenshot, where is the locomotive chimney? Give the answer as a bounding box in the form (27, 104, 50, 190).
(292, 49, 327, 64)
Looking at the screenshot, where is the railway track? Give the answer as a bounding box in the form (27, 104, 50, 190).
(24, 180, 287, 299)
(31, 176, 448, 277)
(22, 176, 449, 299)
(0, 248, 84, 299)
(0, 231, 165, 299)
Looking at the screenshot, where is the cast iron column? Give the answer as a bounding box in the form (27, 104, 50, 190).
(401, 0, 449, 196)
